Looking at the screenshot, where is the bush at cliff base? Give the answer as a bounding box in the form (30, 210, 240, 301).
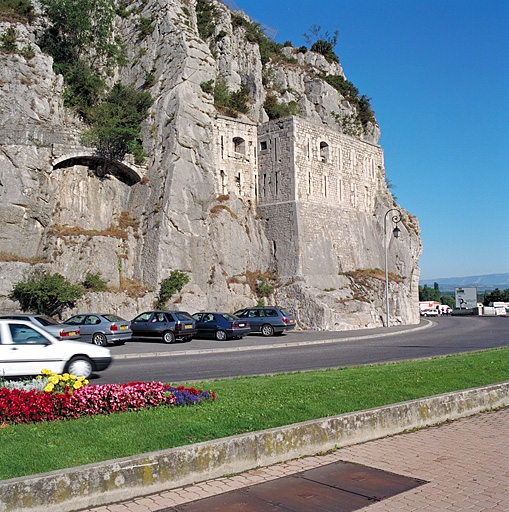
(0, 370, 216, 424)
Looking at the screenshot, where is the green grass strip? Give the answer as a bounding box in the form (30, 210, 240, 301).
(1, 348, 508, 480)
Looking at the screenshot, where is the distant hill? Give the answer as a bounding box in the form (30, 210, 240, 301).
(420, 273, 509, 293)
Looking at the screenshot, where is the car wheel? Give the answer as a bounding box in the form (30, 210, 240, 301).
(163, 330, 176, 344)
(261, 323, 274, 337)
(215, 330, 227, 341)
(65, 356, 93, 379)
(92, 333, 108, 346)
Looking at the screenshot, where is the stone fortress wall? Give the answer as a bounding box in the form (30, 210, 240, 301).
(214, 115, 388, 280)
(212, 115, 259, 199)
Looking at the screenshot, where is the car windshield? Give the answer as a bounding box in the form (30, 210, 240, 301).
(279, 309, 292, 317)
(35, 316, 60, 326)
(103, 314, 125, 322)
(221, 314, 236, 321)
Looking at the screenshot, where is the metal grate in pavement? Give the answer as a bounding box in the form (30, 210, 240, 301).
(159, 460, 426, 512)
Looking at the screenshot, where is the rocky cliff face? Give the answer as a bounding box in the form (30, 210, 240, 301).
(0, 0, 421, 329)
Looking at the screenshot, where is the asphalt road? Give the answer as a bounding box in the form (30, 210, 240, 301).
(92, 316, 509, 385)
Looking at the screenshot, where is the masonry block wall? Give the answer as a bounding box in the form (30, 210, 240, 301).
(212, 116, 259, 199)
(213, 115, 389, 279)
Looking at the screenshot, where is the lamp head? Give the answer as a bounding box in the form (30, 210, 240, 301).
(393, 225, 401, 239)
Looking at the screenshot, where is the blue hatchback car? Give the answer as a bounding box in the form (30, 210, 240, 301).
(192, 312, 251, 341)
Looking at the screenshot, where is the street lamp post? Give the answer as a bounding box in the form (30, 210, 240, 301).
(384, 208, 402, 327)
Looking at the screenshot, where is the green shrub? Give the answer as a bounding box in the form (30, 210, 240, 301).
(83, 82, 153, 160)
(144, 67, 156, 88)
(9, 271, 83, 317)
(83, 272, 108, 291)
(40, 0, 118, 68)
(115, 0, 134, 18)
(155, 271, 190, 308)
(137, 16, 154, 39)
(21, 42, 35, 58)
(200, 79, 214, 94)
(196, 0, 217, 40)
(0, 26, 17, 52)
(263, 94, 298, 120)
(215, 29, 227, 41)
(303, 25, 339, 63)
(321, 74, 376, 132)
(0, 0, 35, 23)
(310, 39, 338, 63)
(212, 78, 250, 117)
(61, 61, 106, 121)
(256, 279, 274, 298)
(231, 13, 283, 65)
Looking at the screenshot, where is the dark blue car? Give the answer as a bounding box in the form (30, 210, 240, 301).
(192, 312, 251, 341)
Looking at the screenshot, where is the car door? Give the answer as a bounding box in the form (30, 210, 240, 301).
(198, 313, 216, 338)
(246, 309, 263, 331)
(131, 312, 153, 337)
(0, 323, 66, 376)
(66, 315, 90, 341)
(192, 313, 205, 337)
(83, 315, 102, 340)
(146, 312, 170, 337)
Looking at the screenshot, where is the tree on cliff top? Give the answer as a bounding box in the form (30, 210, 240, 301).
(303, 25, 340, 63)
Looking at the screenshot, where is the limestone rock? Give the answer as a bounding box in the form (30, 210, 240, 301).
(0, 0, 421, 330)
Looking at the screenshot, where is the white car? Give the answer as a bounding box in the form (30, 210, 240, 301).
(420, 309, 439, 317)
(0, 319, 112, 379)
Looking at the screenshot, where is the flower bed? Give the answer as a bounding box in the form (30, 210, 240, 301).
(0, 371, 215, 425)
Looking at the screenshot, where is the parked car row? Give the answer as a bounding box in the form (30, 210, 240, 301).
(0, 306, 297, 347)
(0, 306, 296, 379)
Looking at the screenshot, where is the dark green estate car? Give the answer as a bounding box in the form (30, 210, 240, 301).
(233, 307, 296, 337)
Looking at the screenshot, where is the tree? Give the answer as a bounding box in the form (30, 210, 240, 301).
(40, 0, 117, 68)
(303, 25, 339, 63)
(303, 25, 339, 48)
(440, 295, 455, 309)
(83, 82, 154, 161)
(483, 288, 509, 306)
(419, 283, 441, 302)
(9, 272, 83, 317)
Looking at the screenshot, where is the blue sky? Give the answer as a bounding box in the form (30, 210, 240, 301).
(231, 0, 509, 280)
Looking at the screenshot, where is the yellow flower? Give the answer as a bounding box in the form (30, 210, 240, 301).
(44, 383, 54, 393)
(61, 373, 70, 381)
(41, 368, 52, 375)
(69, 374, 76, 380)
(49, 375, 59, 384)
(73, 381, 82, 390)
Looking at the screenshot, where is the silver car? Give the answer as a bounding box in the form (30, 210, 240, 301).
(0, 314, 81, 340)
(63, 313, 132, 346)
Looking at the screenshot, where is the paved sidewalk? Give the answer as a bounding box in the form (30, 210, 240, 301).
(85, 407, 509, 512)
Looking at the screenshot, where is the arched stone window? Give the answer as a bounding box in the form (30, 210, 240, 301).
(320, 141, 329, 162)
(233, 137, 246, 156)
